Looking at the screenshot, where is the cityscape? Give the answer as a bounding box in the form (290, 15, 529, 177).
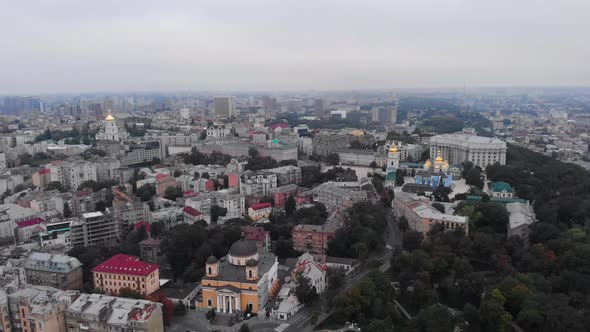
(1, 2, 589, 332)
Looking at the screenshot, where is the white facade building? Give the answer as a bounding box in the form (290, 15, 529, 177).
(49, 160, 98, 190)
(429, 133, 507, 169)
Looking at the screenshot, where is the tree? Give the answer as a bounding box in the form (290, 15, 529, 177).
(326, 153, 340, 165)
(118, 287, 144, 299)
(479, 289, 512, 332)
(146, 293, 175, 325)
(408, 304, 456, 332)
(295, 274, 318, 306)
(46, 181, 65, 192)
(248, 147, 259, 158)
(432, 185, 451, 202)
(210, 205, 228, 223)
(200, 130, 207, 140)
(403, 231, 424, 251)
(150, 221, 166, 238)
(136, 184, 156, 202)
(164, 186, 181, 201)
(327, 268, 345, 290)
(206, 308, 216, 323)
(63, 202, 72, 219)
(370, 161, 378, 168)
(431, 202, 445, 213)
(174, 302, 187, 316)
(395, 170, 405, 186)
(465, 166, 483, 189)
(285, 195, 296, 216)
(398, 216, 409, 232)
(239, 324, 251, 332)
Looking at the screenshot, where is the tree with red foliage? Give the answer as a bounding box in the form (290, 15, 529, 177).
(147, 293, 175, 325)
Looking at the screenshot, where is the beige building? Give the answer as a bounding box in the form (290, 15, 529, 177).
(92, 254, 160, 297)
(392, 191, 469, 235)
(0, 290, 11, 332)
(7, 285, 78, 332)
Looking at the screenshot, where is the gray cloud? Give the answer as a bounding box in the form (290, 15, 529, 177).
(1, 0, 589, 93)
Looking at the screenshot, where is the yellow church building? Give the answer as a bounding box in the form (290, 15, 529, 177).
(199, 239, 279, 314)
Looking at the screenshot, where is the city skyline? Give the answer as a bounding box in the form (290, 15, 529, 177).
(1, 0, 589, 94)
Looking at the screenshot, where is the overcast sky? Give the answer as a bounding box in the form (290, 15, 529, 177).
(1, 0, 589, 94)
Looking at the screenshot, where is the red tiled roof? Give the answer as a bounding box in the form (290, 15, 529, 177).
(16, 217, 45, 229)
(183, 191, 199, 197)
(91, 254, 159, 276)
(183, 206, 202, 217)
(39, 169, 50, 175)
(250, 203, 271, 211)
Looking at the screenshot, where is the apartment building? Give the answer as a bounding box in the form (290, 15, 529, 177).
(185, 191, 246, 220)
(69, 212, 119, 247)
(266, 165, 302, 186)
(291, 224, 335, 255)
(239, 171, 277, 197)
(24, 253, 83, 291)
(49, 160, 97, 190)
(66, 293, 164, 332)
(7, 285, 78, 332)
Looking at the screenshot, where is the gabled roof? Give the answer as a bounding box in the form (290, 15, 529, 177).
(183, 206, 202, 217)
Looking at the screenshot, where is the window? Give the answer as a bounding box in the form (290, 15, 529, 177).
(207, 299, 212, 307)
(208, 267, 212, 275)
(249, 270, 253, 278)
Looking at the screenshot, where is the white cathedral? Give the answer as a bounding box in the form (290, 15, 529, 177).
(95, 112, 129, 142)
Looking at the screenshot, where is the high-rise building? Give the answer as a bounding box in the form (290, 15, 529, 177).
(214, 96, 234, 117)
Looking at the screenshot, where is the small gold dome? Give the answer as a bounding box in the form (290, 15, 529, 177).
(105, 114, 115, 121)
(389, 145, 398, 153)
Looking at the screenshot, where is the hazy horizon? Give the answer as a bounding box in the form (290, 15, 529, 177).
(1, 0, 589, 94)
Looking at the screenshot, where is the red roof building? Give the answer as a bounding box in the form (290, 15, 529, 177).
(16, 217, 45, 229)
(249, 203, 272, 210)
(183, 206, 204, 224)
(248, 203, 272, 221)
(92, 254, 160, 296)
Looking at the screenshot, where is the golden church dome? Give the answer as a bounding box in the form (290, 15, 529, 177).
(389, 145, 398, 153)
(105, 114, 115, 121)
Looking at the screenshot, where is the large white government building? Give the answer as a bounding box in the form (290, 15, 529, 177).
(429, 134, 506, 169)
